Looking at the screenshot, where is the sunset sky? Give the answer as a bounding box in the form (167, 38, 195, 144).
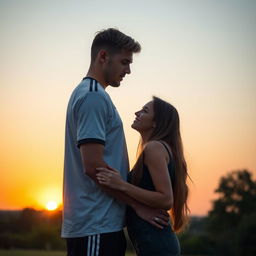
(1, 0, 255, 215)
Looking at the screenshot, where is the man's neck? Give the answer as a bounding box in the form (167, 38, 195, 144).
(86, 68, 108, 89)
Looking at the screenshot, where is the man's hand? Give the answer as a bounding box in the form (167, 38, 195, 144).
(134, 203, 170, 229)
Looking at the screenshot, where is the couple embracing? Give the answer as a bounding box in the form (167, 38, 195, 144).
(61, 28, 189, 256)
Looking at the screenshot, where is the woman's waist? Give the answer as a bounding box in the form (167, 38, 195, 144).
(126, 207, 172, 232)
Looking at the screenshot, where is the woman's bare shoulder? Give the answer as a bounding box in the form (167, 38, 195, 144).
(144, 140, 167, 159)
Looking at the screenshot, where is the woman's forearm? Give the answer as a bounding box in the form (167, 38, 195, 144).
(95, 167, 173, 210)
(122, 182, 173, 210)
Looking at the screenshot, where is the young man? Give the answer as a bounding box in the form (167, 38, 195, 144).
(62, 28, 169, 256)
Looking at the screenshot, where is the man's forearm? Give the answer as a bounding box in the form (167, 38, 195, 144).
(87, 171, 170, 229)
(88, 172, 140, 209)
(102, 185, 140, 208)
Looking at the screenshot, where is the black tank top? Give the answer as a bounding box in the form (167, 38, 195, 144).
(128, 142, 175, 190)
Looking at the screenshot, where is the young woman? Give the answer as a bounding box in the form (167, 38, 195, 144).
(96, 96, 189, 256)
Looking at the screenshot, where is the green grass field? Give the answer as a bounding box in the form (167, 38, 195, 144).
(0, 250, 205, 256)
(0, 250, 136, 256)
(0, 251, 64, 256)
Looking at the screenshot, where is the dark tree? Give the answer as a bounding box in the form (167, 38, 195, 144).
(207, 169, 256, 255)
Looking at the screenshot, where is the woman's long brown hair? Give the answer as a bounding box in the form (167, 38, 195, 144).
(131, 96, 189, 232)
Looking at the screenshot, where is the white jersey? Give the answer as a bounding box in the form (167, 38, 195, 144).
(62, 77, 129, 238)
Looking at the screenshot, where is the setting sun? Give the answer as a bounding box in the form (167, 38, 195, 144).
(46, 201, 58, 211)
(36, 187, 62, 210)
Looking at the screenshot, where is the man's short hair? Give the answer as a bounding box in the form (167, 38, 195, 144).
(91, 28, 141, 60)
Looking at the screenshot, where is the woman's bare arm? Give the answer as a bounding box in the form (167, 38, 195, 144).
(96, 141, 174, 210)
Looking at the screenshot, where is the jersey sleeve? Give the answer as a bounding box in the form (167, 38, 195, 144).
(75, 92, 108, 147)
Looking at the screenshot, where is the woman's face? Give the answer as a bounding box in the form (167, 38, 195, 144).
(131, 101, 155, 133)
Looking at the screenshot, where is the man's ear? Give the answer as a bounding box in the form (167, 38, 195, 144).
(98, 49, 109, 64)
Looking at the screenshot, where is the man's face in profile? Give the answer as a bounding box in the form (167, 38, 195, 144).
(103, 49, 133, 87)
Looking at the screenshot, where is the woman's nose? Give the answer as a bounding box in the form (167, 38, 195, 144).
(126, 65, 131, 74)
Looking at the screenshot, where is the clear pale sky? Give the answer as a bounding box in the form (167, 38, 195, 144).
(1, 0, 256, 215)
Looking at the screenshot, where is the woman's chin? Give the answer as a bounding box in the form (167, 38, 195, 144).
(131, 123, 139, 131)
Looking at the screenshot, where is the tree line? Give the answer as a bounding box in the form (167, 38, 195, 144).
(180, 169, 256, 255)
(0, 169, 255, 255)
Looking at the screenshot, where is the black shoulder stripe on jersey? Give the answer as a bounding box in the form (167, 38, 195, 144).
(95, 80, 98, 91)
(89, 79, 93, 91)
(82, 77, 99, 92)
